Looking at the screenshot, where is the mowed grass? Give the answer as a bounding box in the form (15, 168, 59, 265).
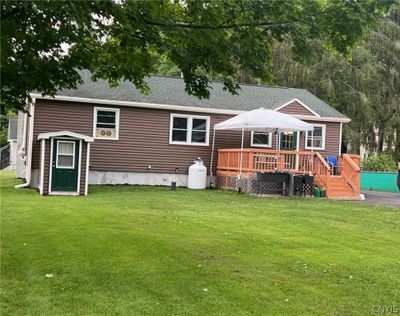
(1, 171, 399, 315)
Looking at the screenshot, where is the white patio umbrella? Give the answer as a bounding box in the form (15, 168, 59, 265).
(210, 108, 314, 182)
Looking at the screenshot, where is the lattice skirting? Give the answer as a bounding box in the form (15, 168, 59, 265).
(216, 174, 287, 195)
(293, 183, 315, 197)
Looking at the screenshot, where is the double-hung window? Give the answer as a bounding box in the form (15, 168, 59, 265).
(251, 131, 272, 148)
(170, 114, 210, 146)
(56, 141, 75, 169)
(305, 124, 326, 150)
(93, 107, 120, 140)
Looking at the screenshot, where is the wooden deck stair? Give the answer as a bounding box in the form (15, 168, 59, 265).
(323, 175, 359, 199)
(313, 153, 361, 200)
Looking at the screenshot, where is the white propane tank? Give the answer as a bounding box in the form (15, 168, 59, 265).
(188, 157, 207, 189)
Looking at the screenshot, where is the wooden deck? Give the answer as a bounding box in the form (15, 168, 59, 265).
(216, 148, 361, 199)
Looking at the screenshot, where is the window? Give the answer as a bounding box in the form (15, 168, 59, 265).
(281, 131, 297, 150)
(56, 141, 75, 169)
(251, 131, 272, 148)
(170, 114, 210, 146)
(93, 107, 120, 140)
(305, 124, 326, 150)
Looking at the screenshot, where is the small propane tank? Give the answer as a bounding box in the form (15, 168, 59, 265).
(188, 157, 207, 189)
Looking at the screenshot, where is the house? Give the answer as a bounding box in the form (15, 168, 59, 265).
(15, 70, 359, 198)
(7, 118, 18, 170)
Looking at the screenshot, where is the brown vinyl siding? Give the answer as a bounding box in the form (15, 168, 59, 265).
(32, 100, 245, 174)
(298, 121, 340, 156)
(278, 100, 316, 116)
(80, 142, 87, 195)
(42, 139, 51, 195)
(32, 99, 341, 176)
(250, 121, 340, 157)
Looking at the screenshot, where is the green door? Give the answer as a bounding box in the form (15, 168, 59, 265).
(280, 132, 298, 150)
(51, 139, 80, 192)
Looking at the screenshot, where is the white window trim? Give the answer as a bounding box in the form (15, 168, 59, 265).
(56, 140, 75, 169)
(305, 124, 326, 150)
(93, 107, 120, 140)
(278, 131, 299, 150)
(169, 114, 210, 146)
(250, 131, 273, 148)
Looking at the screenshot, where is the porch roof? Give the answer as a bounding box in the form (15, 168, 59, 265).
(37, 131, 94, 142)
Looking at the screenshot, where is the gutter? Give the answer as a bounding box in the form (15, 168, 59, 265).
(15, 99, 35, 189)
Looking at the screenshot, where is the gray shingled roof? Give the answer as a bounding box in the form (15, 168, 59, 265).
(8, 118, 18, 140)
(54, 70, 347, 119)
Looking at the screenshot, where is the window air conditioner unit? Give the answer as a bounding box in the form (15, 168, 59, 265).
(96, 128, 115, 138)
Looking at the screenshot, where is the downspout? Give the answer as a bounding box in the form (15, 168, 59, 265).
(15, 98, 35, 188)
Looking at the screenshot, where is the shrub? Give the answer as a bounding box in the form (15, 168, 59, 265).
(362, 154, 397, 172)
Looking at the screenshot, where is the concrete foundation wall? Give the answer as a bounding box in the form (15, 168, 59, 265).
(31, 169, 40, 189)
(89, 170, 211, 187)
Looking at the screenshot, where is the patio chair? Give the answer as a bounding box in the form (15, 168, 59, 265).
(327, 155, 338, 175)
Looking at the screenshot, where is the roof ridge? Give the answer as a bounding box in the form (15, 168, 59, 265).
(148, 74, 291, 90)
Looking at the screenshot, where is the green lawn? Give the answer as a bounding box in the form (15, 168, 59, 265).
(1, 171, 399, 315)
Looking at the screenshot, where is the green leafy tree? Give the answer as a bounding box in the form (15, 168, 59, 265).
(269, 7, 400, 160)
(1, 0, 394, 113)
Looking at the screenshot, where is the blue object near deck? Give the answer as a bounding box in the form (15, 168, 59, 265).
(361, 171, 399, 193)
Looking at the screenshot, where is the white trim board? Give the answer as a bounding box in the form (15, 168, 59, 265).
(31, 93, 351, 123)
(85, 143, 90, 196)
(49, 138, 54, 194)
(39, 139, 45, 195)
(339, 122, 343, 155)
(77, 139, 82, 194)
(93, 107, 120, 140)
(49, 191, 80, 196)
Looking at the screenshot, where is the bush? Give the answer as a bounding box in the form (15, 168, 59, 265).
(362, 154, 397, 172)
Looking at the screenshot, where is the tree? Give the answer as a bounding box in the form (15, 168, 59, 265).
(1, 0, 395, 113)
(269, 11, 400, 160)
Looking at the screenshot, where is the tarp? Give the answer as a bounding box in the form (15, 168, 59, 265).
(210, 108, 315, 186)
(214, 108, 314, 132)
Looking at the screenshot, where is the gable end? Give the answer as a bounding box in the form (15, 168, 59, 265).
(275, 99, 320, 117)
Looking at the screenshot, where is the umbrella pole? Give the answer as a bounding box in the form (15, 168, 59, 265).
(239, 128, 244, 179)
(311, 130, 314, 174)
(210, 129, 216, 188)
(276, 129, 279, 172)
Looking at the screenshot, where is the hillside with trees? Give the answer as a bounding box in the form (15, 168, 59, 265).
(270, 10, 400, 161)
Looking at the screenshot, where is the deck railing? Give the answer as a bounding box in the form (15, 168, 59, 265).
(341, 154, 361, 195)
(216, 148, 361, 198)
(217, 148, 315, 174)
(312, 152, 331, 189)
